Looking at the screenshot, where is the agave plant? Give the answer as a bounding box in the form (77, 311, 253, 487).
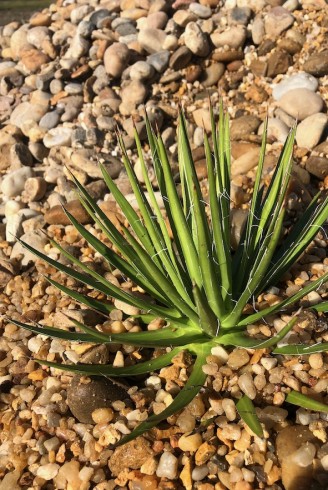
(12, 104, 328, 445)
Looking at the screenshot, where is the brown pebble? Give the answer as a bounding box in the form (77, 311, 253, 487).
(44, 200, 92, 225)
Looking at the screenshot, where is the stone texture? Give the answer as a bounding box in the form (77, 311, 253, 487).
(277, 89, 325, 120)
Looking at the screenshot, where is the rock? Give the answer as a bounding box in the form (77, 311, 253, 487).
(302, 50, 328, 77)
(193, 107, 212, 132)
(21, 48, 50, 73)
(173, 10, 197, 27)
(145, 11, 168, 29)
(43, 127, 73, 148)
(277, 89, 325, 120)
(130, 60, 154, 80)
(252, 16, 265, 45)
(10, 102, 48, 129)
(231, 148, 261, 177)
(156, 452, 179, 479)
(9, 143, 34, 168)
(45, 200, 92, 225)
(230, 115, 261, 141)
(264, 7, 294, 39)
(169, 46, 192, 70)
(296, 113, 328, 149)
(267, 49, 292, 78)
(23, 177, 47, 202)
(305, 156, 328, 179)
(276, 426, 318, 490)
(1, 166, 34, 198)
(138, 28, 167, 53)
(230, 209, 248, 249)
(211, 26, 247, 49)
(108, 438, 154, 476)
(258, 117, 289, 143)
(184, 22, 210, 57)
(37, 464, 60, 481)
(120, 80, 147, 115)
(272, 72, 319, 100)
(104, 42, 130, 78)
(67, 375, 128, 424)
(200, 63, 225, 87)
(39, 111, 61, 130)
(147, 50, 170, 72)
(0, 61, 19, 77)
(185, 64, 203, 82)
(10, 231, 48, 266)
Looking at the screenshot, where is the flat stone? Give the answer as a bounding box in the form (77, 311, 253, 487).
(302, 50, 328, 77)
(1, 166, 34, 198)
(10, 102, 48, 129)
(130, 60, 154, 80)
(296, 113, 328, 149)
(264, 7, 294, 39)
(277, 89, 324, 120)
(104, 42, 130, 78)
(45, 200, 92, 225)
(169, 46, 192, 70)
(305, 156, 328, 179)
(138, 28, 167, 54)
(231, 147, 261, 177)
(272, 72, 319, 100)
(267, 49, 292, 78)
(200, 62, 225, 87)
(211, 26, 246, 49)
(184, 22, 210, 57)
(230, 115, 261, 141)
(258, 117, 289, 143)
(43, 127, 73, 148)
(147, 50, 170, 72)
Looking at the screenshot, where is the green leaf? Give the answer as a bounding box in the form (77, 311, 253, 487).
(115, 344, 210, 446)
(286, 390, 328, 413)
(311, 301, 328, 312)
(36, 347, 185, 377)
(273, 342, 328, 355)
(236, 395, 263, 437)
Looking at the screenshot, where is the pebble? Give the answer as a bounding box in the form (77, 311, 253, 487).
(44, 200, 92, 225)
(138, 28, 168, 54)
(264, 7, 294, 39)
(10, 230, 48, 265)
(258, 117, 289, 143)
(156, 452, 178, 479)
(104, 42, 130, 78)
(296, 113, 328, 149)
(178, 432, 203, 452)
(192, 465, 209, 481)
(10, 101, 48, 129)
(67, 375, 127, 424)
(201, 62, 225, 87)
(238, 373, 256, 399)
(230, 115, 261, 141)
(130, 60, 154, 80)
(169, 46, 192, 70)
(23, 177, 47, 202)
(267, 49, 292, 78)
(272, 72, 318, 101)
(302, 50, 328, 77)
(305, 156, 328, 179)
(37, 463, 60, 480)
(43, 127, 73, 148)
(184, 22, 210, 57)
(211, 26, 247, 49)
(147, 50, 170, 72)
(227, 349, 250, 369)
(277, 88, 325, 120)
(1, 166, 34, 198)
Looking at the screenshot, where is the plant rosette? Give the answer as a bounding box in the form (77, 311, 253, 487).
(11, 103, 328, 446)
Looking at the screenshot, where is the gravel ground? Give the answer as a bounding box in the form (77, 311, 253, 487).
(1, 0, 328, 488)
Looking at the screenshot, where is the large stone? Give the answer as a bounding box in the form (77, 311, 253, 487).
(296, 113, 328, 149)
(138, 28, 167, 53)
(184, 22, 210, 57)
(272, 72, 318, 101)
(276, 426, 318, 490)
(264, 7, 294, 39)
(305, 156, 328, 179)
(1, 167, 34, 198)
(277, 89, 325, 120)
(267, 49, 292, 78)
(10, 102, 48, 129)
(230, 115, 261, 141)
(45, 200, 92, 225)
(104, 42, 130, 78)
(302, 50, 328, 77)
(211, 26, 247, 49)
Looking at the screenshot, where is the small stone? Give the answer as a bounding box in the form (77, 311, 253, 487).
(138, 28, 167, 54)
(92, 407, 115, 424)
(258, 117, 289, 144)
(169, 46, 192, 70)
(104, 43, 130, 78)
(23, 177, 47, 202)
(10, 101, 48, 129)
(120, 80, 147, 115)
(178, 432, 203, 452)
(195, 442, 216, 465)
(45, 200, 92, 225)
(267, 49, 292, 78)
(192, 465, 209, 481)
(39, 111, 61, 130)
(147, 50, 170, 72)
(193, 107, 212, 132)
(302, 50, 328, 77)
(277, 89, 324, 120)
(305, 156, 328, 179)
(308, 353, 323, 370)
(264, 7, 294, 39)
(296, 113, 328, 149)
(251, 16, 265, 45)
(10, 231, 48, 266)
(43, 127, 73, 148)
(130, 61, 154, 80)
(211, 26, 247, 49)
(200, 62, 225, 87)
(227, 349, 250, 369)
(156, 452, 178, 479)
(185, 64, 202, 82)
(1, 166, 34, 198)
(37, 464, 60, 480)
(238, 373, 256, 399)
(21, 48, 49, 73)
(145, 11, 168, 29)
(272, 72, 318, 101)
(230, 115, 261, 141)
(189, 2, 212, 18)
(67, 375, 127, 424)
(227, 7, 252, 25)
(184, 22, 210, 57)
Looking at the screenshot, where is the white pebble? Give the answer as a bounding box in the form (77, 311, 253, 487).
(192, 464, 209, 481)
(292, 442, 316, 467)
(156, 452, 178, 479)
(238, 373, 257, 399)
(37, 463, 60, 480)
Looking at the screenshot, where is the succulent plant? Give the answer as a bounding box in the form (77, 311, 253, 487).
(12, 104, 328, 445)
